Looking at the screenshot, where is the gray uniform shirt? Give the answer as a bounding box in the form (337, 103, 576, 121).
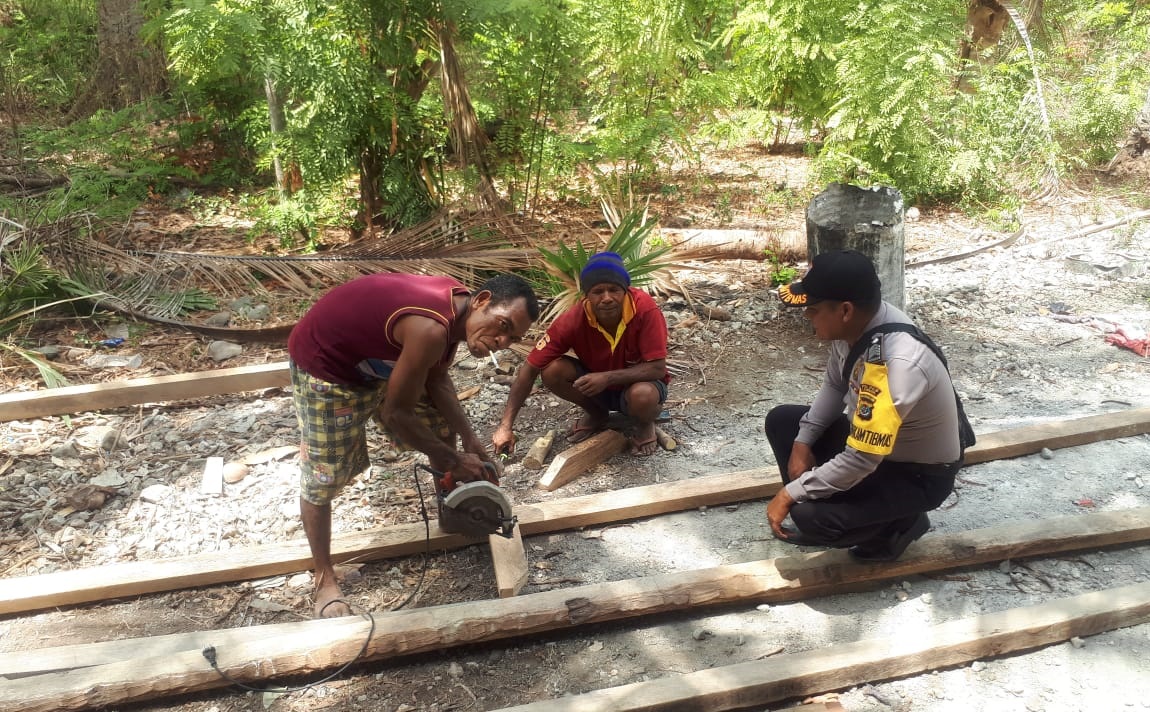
(786, 302, 962, 503)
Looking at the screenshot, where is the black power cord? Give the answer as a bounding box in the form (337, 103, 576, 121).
(201, 462, 442, 693)
(202, 608, 375, 694)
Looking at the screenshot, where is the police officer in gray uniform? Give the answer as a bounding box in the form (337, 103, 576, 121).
(764, 250, 963, 561)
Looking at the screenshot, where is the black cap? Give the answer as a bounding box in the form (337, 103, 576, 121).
(778, 249, 882, 307)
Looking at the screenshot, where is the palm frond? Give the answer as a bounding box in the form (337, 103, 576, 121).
(32, 210, 539, 324)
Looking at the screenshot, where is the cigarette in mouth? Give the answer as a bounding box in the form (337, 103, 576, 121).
(489, 352, 499, 368)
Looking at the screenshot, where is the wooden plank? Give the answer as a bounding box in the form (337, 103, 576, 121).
(490, 526, 529, 598)
(538, 430, 628, 491)
(3, 507, 1147, 705)
(4, 404, 1150, 616)
(492, 582, 1150, 712)
(0, 468, 781, 616)
(964, 407, 1150, 464)
(0, 362, 290, 422)
(522, 429, 556, 470)
(199, 457, 224, 496)
(653, 426, 677, 451)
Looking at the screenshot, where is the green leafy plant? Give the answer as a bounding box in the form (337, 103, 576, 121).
(762, 248, 797, 286)
(0, 238, 95, 388)
(535, 201, 672, 323)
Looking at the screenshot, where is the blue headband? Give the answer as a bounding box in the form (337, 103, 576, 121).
(580, 252, 631, 293)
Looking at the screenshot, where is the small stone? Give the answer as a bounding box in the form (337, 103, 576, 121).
(207, 341, 243, 363)
(84, 353, 143, 369)
(1069, 636, 1086, 649)
(222, 462, 250, 484)
(139, 484, 173, 503)
(755, 604, 771, 612)
(448, 662, 464, 679)
(691, 628, 712, 641)
(91, 470, 127, 488)
(51, 441, 81, 459)
(971, 661, 985, 672)
(100, 429, 129, 451)
(32, 345, 63, 360)
(204, 312, 232, 327)
(1039, 447, 1054, 460)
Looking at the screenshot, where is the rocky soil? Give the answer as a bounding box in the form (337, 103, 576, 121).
(2, 158, 1150, 711)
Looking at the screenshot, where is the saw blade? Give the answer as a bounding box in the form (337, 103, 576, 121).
(441, 481, 515, 537)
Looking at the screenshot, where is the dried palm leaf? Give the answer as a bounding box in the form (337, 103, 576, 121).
(31, 210, 540, 338)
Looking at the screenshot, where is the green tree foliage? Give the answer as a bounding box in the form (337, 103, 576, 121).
(0, 0, 96, 116)
(568, 0, 737, 187)
(4, 0, 1150, 227)
(164, 0, 467, 230)
(719, 0, 844, 136)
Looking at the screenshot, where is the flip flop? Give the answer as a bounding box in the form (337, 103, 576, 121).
(629, 435, 658, 456)
(565, 421, 602, 444)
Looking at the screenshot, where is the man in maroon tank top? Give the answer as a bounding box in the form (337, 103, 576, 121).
(288, 273, 538, 617)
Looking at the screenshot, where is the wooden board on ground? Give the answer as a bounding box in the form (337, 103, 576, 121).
(0, 467, 781, 616)
(963, 407, 1150, 464)
(0, 362, 291, 422)
(654, 426, 677, 451)
(537, 430, 628, 491)
(3, 507, 1147, 707)
(6, 399, 1150, 616)
(490, 526, 529, 598)
(491, 581, 1150, 712)
(522, 429, 556, 470)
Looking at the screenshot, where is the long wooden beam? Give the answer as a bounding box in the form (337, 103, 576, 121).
(0, 362, 290, 422)
(0, 467, 782, 615)
(963, 407, 1150, 464)
(4, 403, 1150, 616)
(2, 508, 1147, 711)
(493, 581, 1150, 712)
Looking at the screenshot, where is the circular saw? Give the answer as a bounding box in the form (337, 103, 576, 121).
(440, 481, 517, 538)
(419, 463, 517, 538)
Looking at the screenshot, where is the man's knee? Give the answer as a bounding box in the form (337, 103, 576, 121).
(624, 381, 661, 414)
(540, 358, 578, 390)
(765, 404, 804, 438)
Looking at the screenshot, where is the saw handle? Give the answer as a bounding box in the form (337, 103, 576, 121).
(421, 461, 499, 492)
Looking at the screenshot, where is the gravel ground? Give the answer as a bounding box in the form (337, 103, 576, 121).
(2, 196, 1150, 711)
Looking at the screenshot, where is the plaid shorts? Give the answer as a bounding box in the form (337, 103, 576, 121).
(290, 362, 450, 506)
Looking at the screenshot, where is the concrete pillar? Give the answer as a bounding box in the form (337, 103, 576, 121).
(805, 183, 905, 310)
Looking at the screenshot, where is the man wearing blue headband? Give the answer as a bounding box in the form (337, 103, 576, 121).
(494, 251, 670, 457)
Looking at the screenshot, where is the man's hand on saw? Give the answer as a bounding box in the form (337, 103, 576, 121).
(451, 452, 490, 483)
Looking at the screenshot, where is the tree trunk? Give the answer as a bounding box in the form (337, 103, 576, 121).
(1108, 84, 1150, 174)
(1124, 84, 1150, 157)
(354, 147, 380, 239)
(264, 74, 289, 198)
(69, 0, 166, 119)
(956, 0, 1009, 91)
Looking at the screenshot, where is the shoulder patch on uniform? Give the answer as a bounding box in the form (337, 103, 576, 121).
(864, 333, 884, 364)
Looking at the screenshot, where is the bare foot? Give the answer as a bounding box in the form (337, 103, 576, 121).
(630, 423, 658, 456)
(313, 577, 351, 618)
